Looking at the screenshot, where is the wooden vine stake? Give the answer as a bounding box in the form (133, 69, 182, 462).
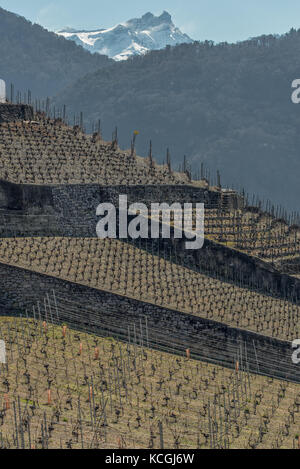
(47, 389, 52, 405)
(88, 386, 93, 402)
(4, 394, 10, 410)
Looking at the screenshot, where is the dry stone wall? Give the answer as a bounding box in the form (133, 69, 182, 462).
(0, 260, 298, 383)
(0, 104, 33, 123)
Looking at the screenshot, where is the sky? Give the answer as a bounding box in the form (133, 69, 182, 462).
(0, 0, 300, 42)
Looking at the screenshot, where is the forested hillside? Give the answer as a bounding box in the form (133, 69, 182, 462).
(55, 30, 300, 211)
(0, 7, 112, 97)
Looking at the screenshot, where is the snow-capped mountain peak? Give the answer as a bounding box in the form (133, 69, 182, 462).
(56, 11, 193, 61)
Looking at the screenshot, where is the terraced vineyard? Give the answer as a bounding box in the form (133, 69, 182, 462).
(0, 237, 299, 342)
(0, 104, 299, 449)
(150, 207, 300, 272)
(0, 117, 192, 185)
(0, 317, 300, 449)
(204, 208, 300, 268)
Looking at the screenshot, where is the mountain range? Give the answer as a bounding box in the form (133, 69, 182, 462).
(56, 11, 193, 60)
(0, 7, 111, 97)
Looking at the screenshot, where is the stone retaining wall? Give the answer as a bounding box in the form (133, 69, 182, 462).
(0, 261, 298, 383)
(0, 104, 33, 123)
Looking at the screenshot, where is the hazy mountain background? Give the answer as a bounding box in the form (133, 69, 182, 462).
(0, 7, 112, 96)
(54, 31, 300, 212)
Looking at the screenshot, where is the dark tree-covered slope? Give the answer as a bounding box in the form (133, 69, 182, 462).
(0, 7, 112, 97)
(56, 31, 300, 211)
